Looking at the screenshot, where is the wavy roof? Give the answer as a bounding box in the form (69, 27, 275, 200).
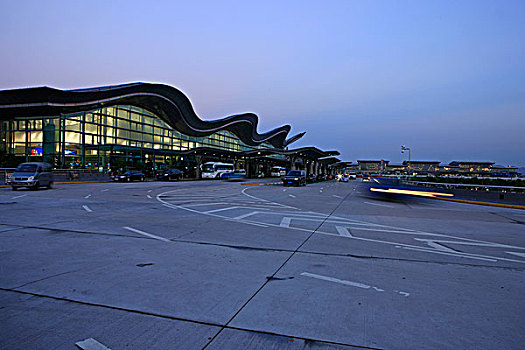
(0, 82, 304, 148)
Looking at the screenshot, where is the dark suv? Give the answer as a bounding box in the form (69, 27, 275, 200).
(283, 170, 306, 186)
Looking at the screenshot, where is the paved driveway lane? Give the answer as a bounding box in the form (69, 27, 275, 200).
(228, 252, 525, 350)
(0, 290, 220, 350)
(0, 227, 292, 326)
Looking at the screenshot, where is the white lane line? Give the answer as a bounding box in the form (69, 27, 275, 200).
(289, 194, 296, 198)
(84, 194, 92, 199)
(147, 195, 152, 199)
(233, 211, 259, 220)
(399, 246, 497, 262)
(364, 201, 394, 208)
(225, 218, 268, 228)
(283, 189, 287, 192)
(241, 187, 298, 209)
(301, 272, 409, 297)
(506, 251, 525, 258)
(123, 226, 170, 242)
(336, 226, 353, 238)
(147, 189, 153, 193)
(75, 338, 112, 350)
(11, 194, 28, 199)
(82, 205, 93, 212)
(332, 195, 343, 199)
(101, 189, 109, 192)
(425, 241, 458, 253)
(301, 272, 371, 289)
(280, 217, 292, 228)
(205, 206, 239, 214)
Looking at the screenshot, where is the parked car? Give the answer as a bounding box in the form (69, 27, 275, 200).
(307, 174, 317, 183)
(9, 162, 54, 191)
(115, 170, 145, 182)
(317, 173, 327, 181)
(156, 168, 183, 181)
(283, 170, 306, 186)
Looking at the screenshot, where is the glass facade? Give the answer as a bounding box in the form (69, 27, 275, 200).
(0, 105, 280, 175)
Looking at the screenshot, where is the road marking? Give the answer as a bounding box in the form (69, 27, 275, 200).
(82, 205, 93, 212)
(280, 217, 292, 228)
(301, 272, 409, 297)
(399, 246, 497, 262)
(289, 194, 296, 198)
(233, 211, 258, 220)
(225, 218, 268, 227)
(205, 206, 239, 214)
(11, 194, 27, 199)
(301, 272, 371, 289)
(283, 189, 287, 192)
(241, 187, 298, 209)
(336, 226, 353, 238)
(101, 189, 109, 192)
(413, 238, 523, 249)
(506, 251, 525, 258)
(123, 226, 170, 242)
(332, 195, 343, 199)
(84, 194, 92, 199)
(364, 201, 394, 208)
(147, 189, 153, 193)
(147, 195, 152, 199)
(424, 241, 458, 253)
(75, 338, 112, 350)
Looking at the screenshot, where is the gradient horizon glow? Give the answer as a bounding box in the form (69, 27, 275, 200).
(1, 0, 524, 166)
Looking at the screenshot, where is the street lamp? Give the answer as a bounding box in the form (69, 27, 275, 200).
(401, 145, 411, 171)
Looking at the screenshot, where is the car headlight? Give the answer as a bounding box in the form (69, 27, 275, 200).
(294, 178, 299, 180)
(28, 176, 34, 181)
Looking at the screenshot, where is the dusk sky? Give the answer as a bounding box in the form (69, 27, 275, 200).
(1, 0, 524, 165)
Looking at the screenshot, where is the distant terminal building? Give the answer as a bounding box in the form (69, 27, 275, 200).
(0, 83, 339, 177)
(357, 160, 389, 174)
(347, 159, 518, 177)
(403, 160, 440, 174)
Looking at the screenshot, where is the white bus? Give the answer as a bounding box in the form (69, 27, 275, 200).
(201, 162, 234, 179)
(270, 166, 287, 177)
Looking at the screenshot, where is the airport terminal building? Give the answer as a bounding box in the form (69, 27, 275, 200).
(0, 83, 339, 177)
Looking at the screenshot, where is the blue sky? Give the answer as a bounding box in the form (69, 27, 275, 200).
(1, 0, 524, 165)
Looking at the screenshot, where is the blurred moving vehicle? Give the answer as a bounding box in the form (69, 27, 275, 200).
(202, 162, 234, 179)
(114, 170, 145, 182)
(337, 174, 349, 182)
(221, 169, 247, 181)
(283, 170, 306, 186)
(348, 172, 357, 179)
(362, 175, 370, 182)
(270, 166, 287, 177)
(156, 168, 183, 181)
(9, 162, 54, 191)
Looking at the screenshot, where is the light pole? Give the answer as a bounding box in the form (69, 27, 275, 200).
(401, 145, 411, 173)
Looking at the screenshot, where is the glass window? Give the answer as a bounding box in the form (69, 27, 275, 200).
(65, 132, 80, 144)
(117, 108, 129, 119)
(85, 123, 98, 134)
(117, 119, 129, 129)
(29, 131, 43, 143)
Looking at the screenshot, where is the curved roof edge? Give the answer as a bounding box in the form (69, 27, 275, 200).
(0, 82, 291, 148)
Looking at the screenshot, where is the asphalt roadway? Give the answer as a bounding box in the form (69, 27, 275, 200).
(0, 179, 524, 350)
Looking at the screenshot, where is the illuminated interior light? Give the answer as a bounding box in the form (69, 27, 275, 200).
(370, 187, 454, 198)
